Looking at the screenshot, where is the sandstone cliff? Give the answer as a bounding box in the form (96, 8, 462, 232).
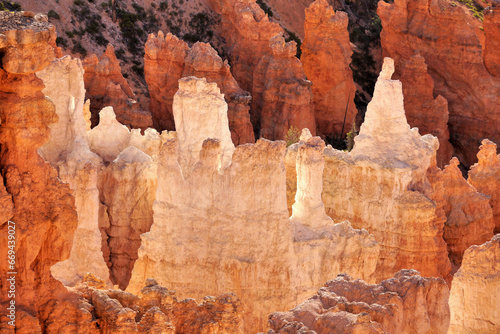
(83, 44, 152, 130)
(484, 6, 500, 76)
(128, 76, 379, 332)
(144, 31, 254, 145)
(302, 0, 357, 138)
(252, 34, 316, 140)
(449, 234, 500, 333)
(0, 12, 80, 332)
(399, 53, 452, 167)
(267, 269, 450, 334)
(378, 0, 500, 168)
(468, 139, 500, 234)
(319, 58, 451, 282)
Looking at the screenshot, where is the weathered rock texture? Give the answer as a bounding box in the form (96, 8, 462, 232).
(144, 32, 254, 145)
(449, 234, 500, 333)
(319, 58, 451, 282)
(484, 6, 500, 76)
(206, 0, 283, 93)
(468, 139, 500, 234)
(252, 34, 316, 140)
(427, 157, 494, 268)
(0, 12, 80, 333)
(83, 44, 152, 130)
(378, 0, 500, 168)
(66, 274, 242, 333)
(266, 269, 450, 334)
(302, 0, 357, 138)
(37, 55, 111, 287)
(399, 53, 452, 167)
(128, 77, 379, 333)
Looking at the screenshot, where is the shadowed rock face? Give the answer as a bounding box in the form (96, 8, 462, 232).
(83, 44, 152, 130)
(378, 0, 500, 168)
(302, 0, 357, 138)
(266, 269, 450, 334)
(144, 32, 254, 145)
(449, 234, 500, 333)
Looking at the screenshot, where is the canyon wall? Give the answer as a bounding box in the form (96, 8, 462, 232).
(302, 0, 357, 138)
(449, 234, 500, 333)
(128, 76, 379, 333)
(267, 269, 450, 334)
(144, 31, 254, 145)
(378, 0, 500, 168)
(83, 44, 152, 130)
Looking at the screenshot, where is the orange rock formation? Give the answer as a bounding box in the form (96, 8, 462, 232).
(449, 234, 500, 333)
(83, 44, 152, 130)
(0, 11, 79, 332)
(484, 6, 500, 76)
(302, 0, 357, 138)
(252, 34, 316, 140)
(468, 139, 500, 233)
(399, 53, 452, 167)
(378, 0, 500, 167)
(267, 269, 450, 334)
(144, 31, 254, 145)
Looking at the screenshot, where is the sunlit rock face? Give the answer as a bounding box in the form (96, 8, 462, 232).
(266, 269, 450, 334)
(468, 139, 500, 234)
(302, 0, 357, 138)
(449, 234, 500, 333)
(144, 32, 254, 145)
(318, 58, 451, 282)
(128, 76, 379, 333)
(378, 0, 500, 168)
(83, 44, 152, 130)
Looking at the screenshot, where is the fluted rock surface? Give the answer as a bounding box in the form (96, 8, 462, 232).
(378, 0, 500, 168)
(83, 44, 152, 130)
(267, 269, 450, 334)
(302, 0, 357, 138)
(399, 53, 452, 167)
(252, 35, 316, 140)
(128, 77, 379, 332)
(0, 13, 79, 333)
(449, 234, 500, 333)
(144, 32, 254, 145)
(484, 7, 500, 76)
(320, 58, 451, 281)
(427, 157, 494, 268)
(468, 139, 500, 234)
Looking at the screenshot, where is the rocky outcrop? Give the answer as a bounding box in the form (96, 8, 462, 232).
(427, 157, 494, 268)
(98, 147, 157, 290)
(0, 12, 79, 332)
(128, 77, 379, 332)
(399, 53, 452, 167)
(206, 0, 283, 93)
(68, 274, 242, 333)
(378, 0, 500, 168)
(468, 139, 500, 233)
(302, 0, 357, 138)
(252, 35, 316, 140)
(83, 44, 152, 130)
(144, 32, 254, 145)
(449, 234, 500, 333)
(484, 6, 500, 76)
(320, 58, 451, 282)
(267, 269, 450, 334)
(37, 56, 111, 287)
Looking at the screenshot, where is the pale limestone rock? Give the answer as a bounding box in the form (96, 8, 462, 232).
(128, 78, 379, 332)
(36, 56, 111, 287)
(87, 107, 132, 163)
(449, 234, 500, 333)
(172, 76, 235, 174)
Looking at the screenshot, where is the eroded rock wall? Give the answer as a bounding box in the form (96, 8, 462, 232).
(378, 0, 500, 168)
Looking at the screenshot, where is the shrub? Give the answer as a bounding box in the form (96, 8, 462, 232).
(48, 9, 60, 20)
(72, 42, 87, 57)
(256, 0, 273, 17)
(159, 1, 168, 11)
(65, 31, 75, 38)
(55, 36, 68, 47)
(284, 29, 302, 59)
(285, 126, 301, 147)
(345, 123, 358, 152)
